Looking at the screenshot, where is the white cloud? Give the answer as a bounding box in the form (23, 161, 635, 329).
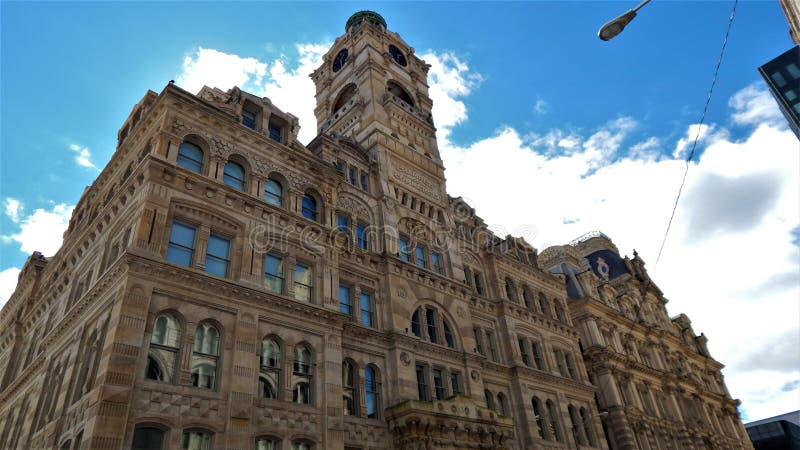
(0, 267, 21, 309)
(534, 98, 548, 115)
(4, 198, 22, 223)
(177, 48, 267, 98)
(729, 81, 785, 127)
(69, 143, 98, 169)
(2, 202, 74, 256)
(421, 51, 482, 142)
(671, 123, 728, 159)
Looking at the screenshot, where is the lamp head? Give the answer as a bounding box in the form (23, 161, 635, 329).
(598, 10, 637, 41)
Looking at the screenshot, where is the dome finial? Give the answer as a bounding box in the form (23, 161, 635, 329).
(346, 11, 387, 32)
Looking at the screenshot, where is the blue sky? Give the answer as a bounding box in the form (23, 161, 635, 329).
(1, 1, 798, 422)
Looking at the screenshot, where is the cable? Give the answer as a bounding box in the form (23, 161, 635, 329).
(654, 0, 739, 268)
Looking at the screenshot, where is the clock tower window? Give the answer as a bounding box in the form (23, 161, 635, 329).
(387, 81, 414, 107)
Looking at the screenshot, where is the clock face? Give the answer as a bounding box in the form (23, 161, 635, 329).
(388, 45, 407, 67)
(332, 49, 349, 72)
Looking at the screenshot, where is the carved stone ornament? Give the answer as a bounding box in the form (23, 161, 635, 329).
(338, 193, 370, 218)
(470, 370, 480, 381)
(397, 287, 407, 298)
(457, 307, 465, 319)
(210, 136, 234, 159)
(400, 352, 411, 366)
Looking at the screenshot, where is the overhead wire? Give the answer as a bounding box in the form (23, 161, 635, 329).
(654, 0, 739, 268)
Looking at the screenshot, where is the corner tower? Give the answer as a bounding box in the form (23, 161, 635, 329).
(311, 11, 447, 215)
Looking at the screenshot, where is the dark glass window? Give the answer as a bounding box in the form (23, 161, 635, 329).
(360, 173, 369, 191)
(360, 292, 373, 327)
(365, 366, 378, 418)
(532, 397, 545, 439)
(518, 338, 530, 366)
(342, 360, 356, 416)
(147, 313, 181, 383)
(182, 430, 212, 450)
(415, 246, 426, 268)
(348, 167, 357, 185)
(337, 214, 350, 241)
(771, 71, 788, 87)
(425, 308, 438, 344)
(132, 427, 165, 450)
(256, 438, 278, 450)
(399, 238, 411, 262)
(166, 222, 196, 267)
(443, 320, 454, 348)
(264, 178, 282, 206)
(268, 124, 282, 142)
(205, 234, 230, 277)
(191, 323, 220, 390)
(177, 142, 203, 173)
(415, 364, 428, 400)
(264, 254, 284, 293)
(411, 310, 421, 337)
(301, 195, 318, 221)
(242, 110, 256, 129)
(339, 284, 352, 316)
(357, 223, 368, 250)
(532, 341, 545, 370)
(473, 327, 484, 355)
(431, 252, 443, 275)
(223, 161, 245, 190)
(486, 331, 498, 361)
(450, 371, 461, 395)
(432, 368, 445, 400)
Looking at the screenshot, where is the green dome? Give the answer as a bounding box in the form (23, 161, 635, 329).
(345, 11, 386, 32)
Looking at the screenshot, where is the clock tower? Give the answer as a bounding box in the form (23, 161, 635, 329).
(310, 11, 448, 222)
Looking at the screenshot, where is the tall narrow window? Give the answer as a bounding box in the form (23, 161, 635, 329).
(532, 341, 545, 370)
(547, 400, 562, 441)
(259, 338, 281, 399)
(569, 406, 585, 445)
(415, 246, 426, 268)
(342, 360, 356, 416)
(411, 310, 421, 337)
(399, 238, 411, 262)
(522, 286, 532, 308)
(464, 268, 473, 287)
(415, 364, 428, 401)
(177, 142, 203, 173)
(294, 263, 313, 302)
(242, 110, 257, 129)
(485, 390, 495, 410)
(301, 194, 318, 221)
(432, 368, 445, 400)
(360, 173, 369, 191)
(191, 323, 220, 390)
(223, 161, 245, 190)
(538, 293, 551, 318)
(264, 253, 284, 293)
(132, 426, 165, 450)
(205, 234, 230, 277)
(337, 214, 350, 235)
(565, 353, 577, 379)
(181, 430, 212, 450)
(166, 222, 196, 267)
(360, 292, 373, 327)
(450, 371, 462, 395)
(431, 252, 443, 275)
(147, 313, 181, 383)
(365, 366, 379, 418)
(339, 284, 352, 317)
(268, 122, 282, 142)
(497, 393, 509, 416)
(443, 320, 455, 348)
(474, 272, 485, 295)
(486, 331, 498, 362)
(518, 338, 530, 366)
(264, 178, 282, 207)
(554, 349, 567, 377)
(356, 223, 368, 250)
(505, 278, 517, 302)
(580, 408, 596, 446)
(348, 167, 357, 185)
(293, 346, 312, 404)
(555, 303, 566, 322)
(473, 327, 484, 355)
(532, 397, 545, 439)
(425, 308, 438, 344)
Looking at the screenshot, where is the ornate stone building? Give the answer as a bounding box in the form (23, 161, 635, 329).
(0, 11, 751, 450)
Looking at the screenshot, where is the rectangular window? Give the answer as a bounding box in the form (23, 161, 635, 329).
(450, 371, 462, 395)
(399, 238, 411, 262)
(415, 246, 426, 268)
(415, 364, 428, 401)
(294, 263, 313, 302)
(518, 338, 530, 366)
(205, 234, 230, 277)
(432, 368, 445, 400)
(486, 331, 498, 362)
(771, 71, 788, 87)
(339, 284, 352, 316)
(473, 327, 484, 355)
(337, 214, 350, 242)
(348, 167, 357, 185)
(264, 253, 284, 293)
(356, 223, 368, 250)
(268, 123, 282, 142)
(425, 308, 438, 344)
(334, 160, 345, 173)
(787, 63, 800, 79)
(474, 272, 485, 295)
(360, 292, 373, 327)
(431, 252, 443, 275)
(554, 349, 567, 377)
(360, 173, 369, 191)
(166, 221, 196, 267)
(242, 110, 256, 129)
(532, 341, 545, 370)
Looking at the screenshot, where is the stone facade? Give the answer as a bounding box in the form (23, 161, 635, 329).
(0, 11, 752, 450)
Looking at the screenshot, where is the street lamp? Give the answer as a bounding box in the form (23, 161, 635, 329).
(598, 0, 652, 41)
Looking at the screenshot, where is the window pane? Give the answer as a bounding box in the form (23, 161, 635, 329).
(339, 284, 352, 315)
(425, 308, 438, 343)
(787, 63, 800, 79)
(177, 143, 203, 173)
(167, 222, 196, 267)
(415, 246, 426, 268)
(357, 224, 368, 250)
(242, 110, 256, 129)
(256, 439, 277, 450)
(205, 235, 230, 277)
(399, 238, 410, 262)
(348, 167, 357, 185)
(411, 310, 421, 337)
(264, 254, 284, 293)
(182, 431, 212, 450)
(264, 179, 282, 206)
(432, 368, 445, 400)
(147, 348, 177, 382)
(415, 364, 428, 400)
(268, 125, 282, 142)
(190, 357, 217, 389)
(133, 427, 165, 450)
(152, 314, 181, 347)
(431, 252, 443, 274)
(786, 89, 797, 101)
(771, 71, 788, 87)
(301, 195, 317, 221)
(360, 292, 373, 327)
(360, 173, 369, 191)
(294, 264, 313, 302)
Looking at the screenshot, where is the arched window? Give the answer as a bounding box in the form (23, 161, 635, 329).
(147, 313, 181, 383)
(365, 365, 379, 419)
(256, 437, 278, 450)
(569, 405, 586, 445)
(132, 426, 166, 450)
(342, 360, 357, 416)
(411, 306, 455, 348)
(555, 302, 566, 322)
(538, 293, 551, 318)
(532, 397, 545, 439)
(191, 322, 220, 389)
(497, 393, 509, 416)
(484, 390, 495, 410)
(546, 400, 562, 442)
(522, 286, 532, 308)
(292, 441, 313, 450)
(181, 430, 212, 450)
(264, 178, 283, 207)
(223, 160, 246, 190)
(301, 193, 318, 221)
(260, 337, 281, 399)
(60, 440, 72, 450)
(565, 353, 577, 380)
(332, 84, 357, 113)
(177, 142, 203, 173)
(505, 278, 517, 302)
(387, 80, 414, 106)
(293, 345, 313, 404)
(580, 407, 596, 446)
